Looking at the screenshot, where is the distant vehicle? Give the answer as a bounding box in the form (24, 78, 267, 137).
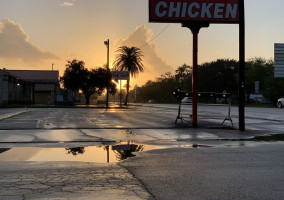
(216, 98, 226, 104)
(181, 97, 192, 104)
(277, 97, 284, 108)
(249, 94, 272, 104)
(148, 100, 155, 103)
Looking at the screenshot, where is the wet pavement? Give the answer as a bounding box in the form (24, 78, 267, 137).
(0, 106, 283, 200)
(120, 143, 284, 200)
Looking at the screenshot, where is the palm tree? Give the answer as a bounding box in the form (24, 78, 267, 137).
(113, 46, 144, 105)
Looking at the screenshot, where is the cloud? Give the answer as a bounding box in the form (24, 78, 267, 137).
(60, 2, 74, 7)
(60, 0, 77, 7)
(116, 25, 174, 86)
(0, 18, 58, 62)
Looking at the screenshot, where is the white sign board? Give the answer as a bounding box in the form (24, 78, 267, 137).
(274, 43, 284, 78)
(111, 71, 130, 80)
(149, 0, 240, 24)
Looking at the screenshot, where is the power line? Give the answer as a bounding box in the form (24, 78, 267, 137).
(109, 24, 170, 50)
(139, 24, 170, 49)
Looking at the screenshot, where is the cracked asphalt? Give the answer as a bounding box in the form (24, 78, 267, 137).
(0, 162, 153, 200)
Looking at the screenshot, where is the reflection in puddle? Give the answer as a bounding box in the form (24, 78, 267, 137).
(113, 144, 144, 161)
(0, 143, 156, 163)
(0, 140, 224, 163)
(66, 147, 85, 156)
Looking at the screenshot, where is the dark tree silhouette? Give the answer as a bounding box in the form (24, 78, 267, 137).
(66, 147, 85, 156)
(113, 144, 144, 161)
(245, 57, 274, 103)
(80, 68, 116, 104)
(60, 59, 117, 104)
(113, 46, 144, 105)
(60, 59, 86, 92)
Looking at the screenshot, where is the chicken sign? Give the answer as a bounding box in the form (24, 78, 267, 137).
(149, 0, 240, 24)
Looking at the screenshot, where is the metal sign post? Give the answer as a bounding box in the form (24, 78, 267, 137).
(120, 80, 122, 107)
(104, 39, 110, 108)
(182, 22, 209, 126)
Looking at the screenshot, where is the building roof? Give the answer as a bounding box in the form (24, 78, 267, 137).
(7, 70, 59, 83)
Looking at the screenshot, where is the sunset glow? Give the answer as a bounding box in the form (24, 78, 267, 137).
(1, 0, 284, 87)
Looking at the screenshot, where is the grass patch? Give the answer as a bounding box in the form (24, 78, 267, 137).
(250, 134, 284, 142)
(244, 103, 275, 108)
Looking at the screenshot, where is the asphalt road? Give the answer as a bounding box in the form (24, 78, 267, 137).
(0, 104, 283, 145)
(1, 103, 283, 132)
(0, 104, 283, 200)
(0, 106, 176, 129)
(142, 103, 284, 133)
(121, 143, 284, 200)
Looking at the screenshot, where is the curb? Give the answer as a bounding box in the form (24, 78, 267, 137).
(0, 109, 31, 121)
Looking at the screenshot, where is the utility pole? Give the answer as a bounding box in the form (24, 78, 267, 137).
(104, 39, 110, 108)
(239, 0, 245, 131)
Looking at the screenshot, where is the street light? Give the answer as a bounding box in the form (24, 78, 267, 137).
(17, 83, 20, 104)
(104, 39, 110, 108)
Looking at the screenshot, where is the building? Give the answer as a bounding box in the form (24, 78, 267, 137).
(0, 69, 59, 105)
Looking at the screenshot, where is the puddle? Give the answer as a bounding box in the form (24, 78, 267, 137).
(3, 136, 276, 163)
(0, 143, 163, 163)
(0, 141, 214, 163)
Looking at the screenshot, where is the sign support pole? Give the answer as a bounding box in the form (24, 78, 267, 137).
(239, 0, 245, 131)
(104, 39, 110, 109)
(182, 22, 209, 127)
(120, 80, 122, 108)
(192, 33, 198, 127)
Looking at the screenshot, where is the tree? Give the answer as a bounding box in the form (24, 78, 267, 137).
(60, 59, 86, 92)
(175, 64, 192, 91)
(66, 147, 85, 156)
(135, 72, 177, 103)
(245, 57, 274, 103)
(80, 68, 117, 104)
(113, 46, 144, 105)
(129, 57, 283, 105)
(198, 59, 239, 94)
(135, 59, 239, 103)
(61, 59, 116, 105)
(263, 75, 284, 104)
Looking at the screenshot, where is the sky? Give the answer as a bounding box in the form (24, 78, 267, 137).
(0, 0, 284, 87)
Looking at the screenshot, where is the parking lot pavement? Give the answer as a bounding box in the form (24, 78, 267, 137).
(0, 106, 283, 200)
(0, 161, 154, 200)
(121, 143, 284, 200)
